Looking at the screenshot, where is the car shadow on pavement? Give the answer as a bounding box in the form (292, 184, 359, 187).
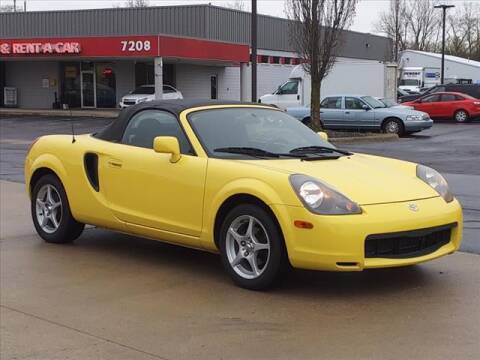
(72, 228, 438, 299)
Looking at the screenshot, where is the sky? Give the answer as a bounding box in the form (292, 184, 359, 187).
(5, 0, 478, 34)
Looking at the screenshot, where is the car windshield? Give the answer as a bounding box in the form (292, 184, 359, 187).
(131, 86, 155, 95)
(361, 96, 385, 109)
(188, 107, 335, 159)
(380, 98, 397, 107)
(400, 79, 420, 86)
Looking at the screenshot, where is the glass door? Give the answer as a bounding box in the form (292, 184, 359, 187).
(81, 71, 96, 108)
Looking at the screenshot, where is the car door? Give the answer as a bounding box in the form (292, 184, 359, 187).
(275, 80, 300, 108)
(439, 93, 458, 118)
(344, 96, 375, 129)
(413, 94, 441, 117)
(320, 96, 344, 128)
(101, 109, 207, 238)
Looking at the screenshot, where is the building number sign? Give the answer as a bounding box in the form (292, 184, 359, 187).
(120, 40, 152, 52)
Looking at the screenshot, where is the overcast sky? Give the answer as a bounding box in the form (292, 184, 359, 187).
(6, 0, 477, 34)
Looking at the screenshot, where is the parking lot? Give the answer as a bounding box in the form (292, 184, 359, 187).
(1, 116, 479, 359)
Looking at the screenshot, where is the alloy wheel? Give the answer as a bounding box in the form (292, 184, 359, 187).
(225, 215, 271, 280)
(455, 111, 467, 123)
(385, 120, 400, 134)
(35, 184, 63, 234)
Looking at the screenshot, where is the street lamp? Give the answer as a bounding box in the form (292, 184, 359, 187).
(434, 4, 455, 85)
(251, 0, 257, 102)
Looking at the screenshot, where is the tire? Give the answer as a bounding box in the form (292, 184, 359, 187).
(219, 204, 288, 290)
(31, 174, 84, 244)
(302, 117, 311, 126)
(454, 110, 469, 123)
(382, 118, 404, 136)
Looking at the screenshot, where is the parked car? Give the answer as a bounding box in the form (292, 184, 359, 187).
(403, 92, 480, 123)
(25, 100, 462, 290)
(286, 95, 433, 135)
(399, 84, 480, 103)
(376, 97, 413, 110)
(119, 85, 183, 108)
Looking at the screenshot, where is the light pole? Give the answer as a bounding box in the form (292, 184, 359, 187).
(251, 0, 257, 102)
(434, 4, 455, 85)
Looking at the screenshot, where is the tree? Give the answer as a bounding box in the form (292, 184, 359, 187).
(124, 0, 149, 7)
(286, 0, 358, 130)
(225, 1, 247, 12)
(374, 0, 408, 61)
(406, 0, 440, 52)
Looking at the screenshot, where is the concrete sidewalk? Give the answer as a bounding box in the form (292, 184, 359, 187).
(0, 108, 120, 119)
(1, 180, 479, 360)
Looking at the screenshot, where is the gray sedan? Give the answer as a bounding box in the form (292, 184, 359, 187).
(286, 95, 433, 135)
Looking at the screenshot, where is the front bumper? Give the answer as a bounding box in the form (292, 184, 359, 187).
(404, 119, 433, 131)
(272, 196, 462, 271)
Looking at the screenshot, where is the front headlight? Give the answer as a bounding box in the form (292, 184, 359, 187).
(406, 114, 422, 121)
(416, 165, 454, 203)
(289, 174, 361, 215)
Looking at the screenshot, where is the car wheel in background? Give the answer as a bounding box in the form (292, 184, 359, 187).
(31, 174, 85, 244)
(219, 204, 288, 290)
(454, 110, 469, 123)
(382, 118, 404, 136)
(302, 117, 311, 126)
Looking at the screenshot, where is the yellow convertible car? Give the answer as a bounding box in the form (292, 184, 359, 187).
(25, 100, 463, 289)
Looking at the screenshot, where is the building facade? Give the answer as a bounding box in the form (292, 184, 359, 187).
(0, 5, 393, 109)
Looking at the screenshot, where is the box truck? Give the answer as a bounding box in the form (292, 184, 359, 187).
(259, 59, 397, 109)
(399, 66, 441, 93)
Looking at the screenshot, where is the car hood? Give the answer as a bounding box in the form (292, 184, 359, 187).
(122, 94, 155, 100)
(238, 153, 439, 205)
(375, 107, 426, 117)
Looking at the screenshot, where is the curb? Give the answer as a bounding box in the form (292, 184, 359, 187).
(0, 109, 119, 119)
(330, 133, 399, 144)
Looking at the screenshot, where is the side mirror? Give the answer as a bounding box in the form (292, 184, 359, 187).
(362, 104, 370, 110)
(317, 131, 329, 141)
(153, 136, 181, 163)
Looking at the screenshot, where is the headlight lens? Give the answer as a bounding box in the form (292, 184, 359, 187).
(290, 174, 361, 215)
(416, 165, 454, 202)
(406, 114, 422, 121)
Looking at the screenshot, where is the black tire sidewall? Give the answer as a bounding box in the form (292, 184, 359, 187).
(31, 174, 83, 243)
(219, 204, 287, 290)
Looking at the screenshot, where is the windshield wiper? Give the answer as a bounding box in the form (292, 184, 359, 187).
(214, 147, 303, 159)
(289, 146, 352, 156)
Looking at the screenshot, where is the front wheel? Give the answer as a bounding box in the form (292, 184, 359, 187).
(382, 118, 404, 136)
(219, 204, 288, 290)
(454, 110, 469, 123)
(31, 174, 84, 244)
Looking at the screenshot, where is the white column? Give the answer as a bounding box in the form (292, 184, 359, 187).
(240, 62, 251, 102)
(154, 57, 163, 100)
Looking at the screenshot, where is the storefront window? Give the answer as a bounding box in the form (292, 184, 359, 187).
(95, 63, 116, 108)
(61, 63, 81, 108)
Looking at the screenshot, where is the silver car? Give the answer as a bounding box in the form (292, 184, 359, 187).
(286, 95, 433, 135)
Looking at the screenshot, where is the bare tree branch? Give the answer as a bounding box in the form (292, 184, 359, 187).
(286, 0, 358, 130)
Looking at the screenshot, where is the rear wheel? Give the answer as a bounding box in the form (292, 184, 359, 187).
(219, 204, 288, 290)
(382, 118, 404, 136)
(31, 174, 84, 243)
(454, 110, 469, 123)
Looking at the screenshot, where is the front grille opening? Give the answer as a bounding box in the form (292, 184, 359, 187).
(365, 223, 455, 259)
(336, 262, 359, 267)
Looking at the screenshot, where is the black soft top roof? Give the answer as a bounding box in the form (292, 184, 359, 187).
(95, 99, 267, 142)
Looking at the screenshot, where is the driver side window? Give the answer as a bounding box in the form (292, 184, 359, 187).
(422, 94, 441, 103)
(122, 110, 194, 154)
(278, 80, 299, 95)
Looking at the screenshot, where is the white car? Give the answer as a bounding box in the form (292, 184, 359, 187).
(119, 85, 183, 108)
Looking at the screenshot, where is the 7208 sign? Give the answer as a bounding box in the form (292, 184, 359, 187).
(121, 40, 152, 52)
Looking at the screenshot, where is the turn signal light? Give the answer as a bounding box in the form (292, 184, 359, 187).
(294, 220, 314, 229)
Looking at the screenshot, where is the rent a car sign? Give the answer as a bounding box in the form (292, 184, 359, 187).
(0, 42, 81, 55)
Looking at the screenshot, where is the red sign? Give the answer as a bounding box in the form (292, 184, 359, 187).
(0, 35, 249, 63)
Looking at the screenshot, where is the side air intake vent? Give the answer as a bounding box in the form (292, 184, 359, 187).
(84, 153, 99, 192)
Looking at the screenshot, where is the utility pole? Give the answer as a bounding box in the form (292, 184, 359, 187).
(14, 0, 16, 12)
(251, 0, 257, 102)
(434, 4, 455, 85)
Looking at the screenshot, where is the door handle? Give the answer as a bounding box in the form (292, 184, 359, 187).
(297, 95, 300, 100)
(345, 111, 350, 114)
(108, 159, 122, 168)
